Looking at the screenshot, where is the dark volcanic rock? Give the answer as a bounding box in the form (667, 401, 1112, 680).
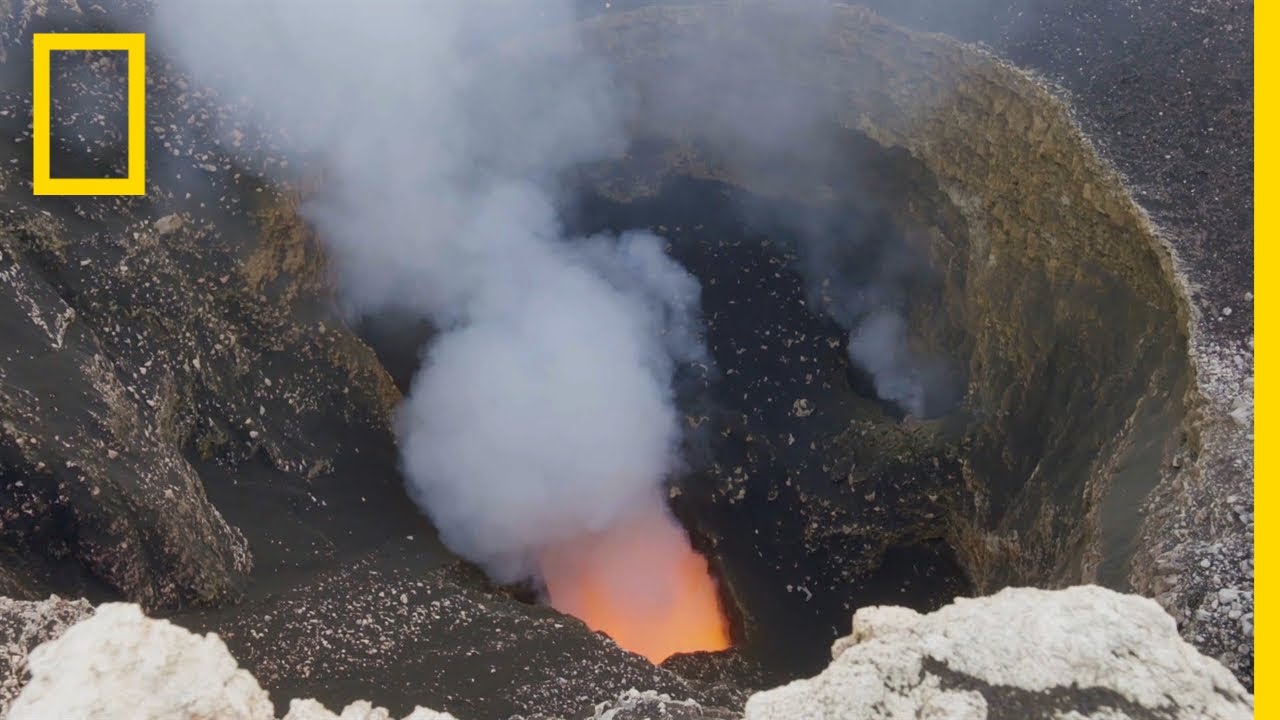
(661, 647, 771, 709)
(0, 197, 255, 607)
(0, 0, 429, 613)
(174, 539, 713, 720)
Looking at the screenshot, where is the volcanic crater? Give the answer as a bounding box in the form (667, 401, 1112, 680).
(0, 0, 1250, 717)
(357, 1, 1197, 688)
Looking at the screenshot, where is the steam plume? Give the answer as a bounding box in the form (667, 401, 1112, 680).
(150, 0, 706, 583)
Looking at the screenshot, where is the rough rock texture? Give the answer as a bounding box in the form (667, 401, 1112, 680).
(0, 594, 92, 714)
(1, 598, 713, 720)
(744, 586, 1253, 720)
(513, 690, 742, 720)
(0, 0, 407, 609)
(661, 647, 772, 709)
(5, 602, 455, 720)
(584, 690, 740, 720)
(8, 603, 275, 720)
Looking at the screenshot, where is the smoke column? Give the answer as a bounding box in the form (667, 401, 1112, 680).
(149, 0, 709, 591)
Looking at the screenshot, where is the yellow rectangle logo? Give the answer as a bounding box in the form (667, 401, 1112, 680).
(32, 33, 146, 196)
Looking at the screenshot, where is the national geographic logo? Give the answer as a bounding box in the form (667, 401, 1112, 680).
(31, 33, 146, 196)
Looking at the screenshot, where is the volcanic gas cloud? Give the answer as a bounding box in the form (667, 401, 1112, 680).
(152, 0, 729, 660)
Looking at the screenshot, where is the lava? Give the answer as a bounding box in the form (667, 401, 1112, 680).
(540, 497, 731, 663)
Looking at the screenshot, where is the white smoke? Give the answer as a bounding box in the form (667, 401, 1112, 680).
(149, 1, 707, 583)
(398, 230, 706, 580)
(848, 311, 926, 417)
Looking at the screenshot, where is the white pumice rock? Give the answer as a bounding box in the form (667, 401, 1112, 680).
(0, 595, 93, 715)
(7, 603, 460, 720)
(744, 586, 1253, 720)
(8, 603, 274, 720)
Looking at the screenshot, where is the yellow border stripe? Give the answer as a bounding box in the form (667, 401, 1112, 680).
(1257, 0, 1269, 709)
(31, 33, 145, 196)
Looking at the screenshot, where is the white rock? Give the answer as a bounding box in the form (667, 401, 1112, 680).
(8, 603, 273, 720)
(154, 214, 185, 236)
(284, 699, 389, 720)
(745, 586, 1252, 720)
(589, 689, 706, 719)
(7, 604, 460, 720)
(0, 596, 94, 715)
(283, 698, 457, 720)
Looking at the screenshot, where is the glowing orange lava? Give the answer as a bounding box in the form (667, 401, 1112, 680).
(540, 499, 731, 663)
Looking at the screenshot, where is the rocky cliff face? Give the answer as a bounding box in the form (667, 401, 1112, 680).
(2, 588, 1254, 720)
(0, 0, 407, 608)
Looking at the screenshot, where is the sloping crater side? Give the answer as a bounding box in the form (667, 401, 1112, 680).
(561, 1, 1200, 676)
